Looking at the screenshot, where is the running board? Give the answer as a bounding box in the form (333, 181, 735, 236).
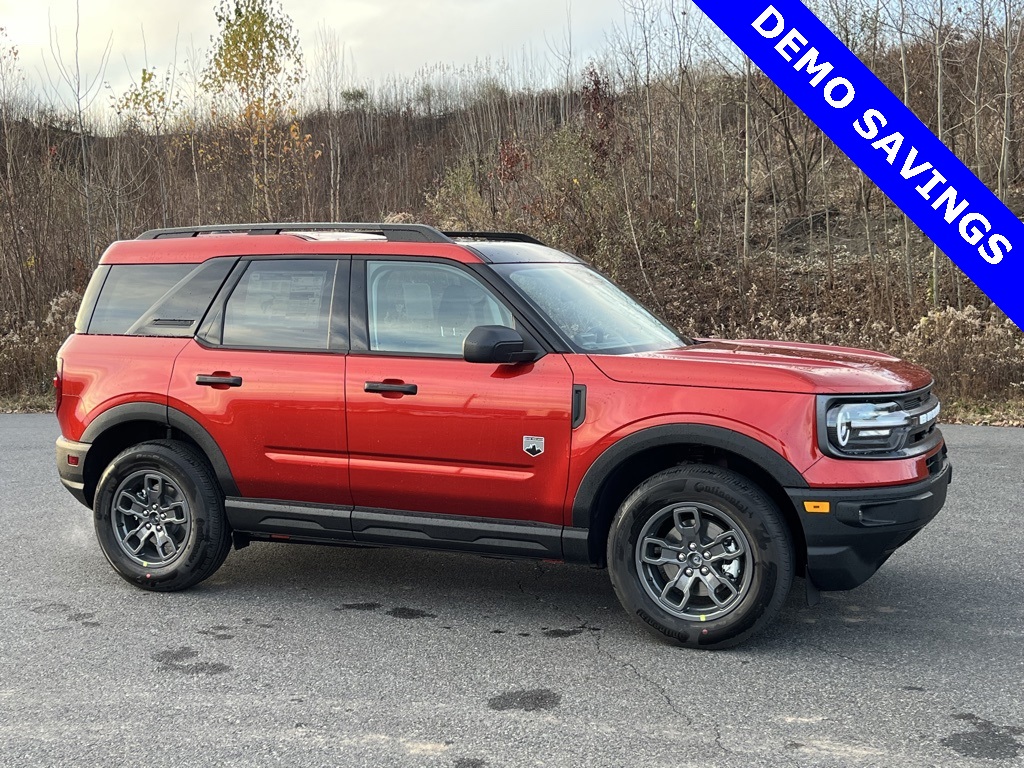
(225, 498, 568, 560)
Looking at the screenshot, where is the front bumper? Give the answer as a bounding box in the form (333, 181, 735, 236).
(56, 436, 91, 507)
(786, 452, 952, 590)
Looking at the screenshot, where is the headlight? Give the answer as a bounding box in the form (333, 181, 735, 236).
(817, 389, 942, 459)
(826, 401, 914, 455)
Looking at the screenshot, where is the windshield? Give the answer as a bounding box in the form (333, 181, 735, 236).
(495, 263, 686, 354)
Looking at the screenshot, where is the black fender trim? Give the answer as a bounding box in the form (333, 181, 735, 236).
(79, 402, 239, 497)
(571, 424, 808, 530)
(167, 408, 240, 497)
(561, 526, 591, 564)
(81, 401, 167, 443)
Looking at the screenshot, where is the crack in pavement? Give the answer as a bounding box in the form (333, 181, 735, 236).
(516, 563, 734, 753)
(713, 722, 734, 756)
(592, 629, 695, 730)
(516, 566, 700, 733)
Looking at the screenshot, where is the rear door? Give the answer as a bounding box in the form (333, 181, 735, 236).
(168, 257, 350, 506)
(345, 257, 574, 525)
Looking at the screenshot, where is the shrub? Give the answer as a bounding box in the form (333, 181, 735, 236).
(0, 291, 80, 399)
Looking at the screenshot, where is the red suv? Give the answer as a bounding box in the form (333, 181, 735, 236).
(55, 223, 950, 648)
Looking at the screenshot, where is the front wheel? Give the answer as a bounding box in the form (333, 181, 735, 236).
(608, 465, 793, 649)
(93, 440, 231, 591)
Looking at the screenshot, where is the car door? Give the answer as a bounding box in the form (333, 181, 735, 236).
(168, 257, 350, 506)
(345, 257, 574, 526)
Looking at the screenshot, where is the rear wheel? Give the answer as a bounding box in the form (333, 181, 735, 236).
(93, 440, 231, 591)
(608, 464, 793, 649)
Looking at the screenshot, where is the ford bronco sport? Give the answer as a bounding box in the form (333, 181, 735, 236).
(55, 223, 951, 648)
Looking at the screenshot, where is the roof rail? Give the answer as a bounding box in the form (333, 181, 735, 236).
(443, 231, 546, 246)
(136, 222, 456, 243)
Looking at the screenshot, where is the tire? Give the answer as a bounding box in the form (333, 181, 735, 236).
(607, 464, 793, 649)
(93, 440, 231, 592)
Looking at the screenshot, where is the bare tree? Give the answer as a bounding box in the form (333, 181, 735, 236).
(0, 27, 29, 314)
(742, 57, 753, 268)
(998, 0, 1023, 200)
(45, 1, 112, 263)
(314, 27, 348, 222)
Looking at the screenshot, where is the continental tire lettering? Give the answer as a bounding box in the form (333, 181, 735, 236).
(637, 610, 690, 643)
(694, 481, 744, 510)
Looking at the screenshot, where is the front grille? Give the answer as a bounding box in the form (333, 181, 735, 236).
(894, 386, 931, 412)
(900, 392, 927, 410)
(897, 386, 941, 449)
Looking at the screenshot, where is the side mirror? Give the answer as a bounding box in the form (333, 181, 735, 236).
(463, 325, 539, 364)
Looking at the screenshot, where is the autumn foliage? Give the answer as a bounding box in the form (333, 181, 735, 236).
(0, 1, 1022, 416)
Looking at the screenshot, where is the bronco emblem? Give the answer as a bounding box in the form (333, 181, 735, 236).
(523, 436, 545, 457)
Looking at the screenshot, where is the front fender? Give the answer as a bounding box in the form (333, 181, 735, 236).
(570, 422, 808, 530)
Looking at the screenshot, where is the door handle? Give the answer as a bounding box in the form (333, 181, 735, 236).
(196, 374, 243, 387)
(364, 381, 417, 395)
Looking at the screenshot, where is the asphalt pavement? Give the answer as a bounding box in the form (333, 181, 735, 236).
(0, 414, 1022, 767)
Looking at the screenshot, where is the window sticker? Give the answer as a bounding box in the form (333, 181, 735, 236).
(242, 270, 327, 330)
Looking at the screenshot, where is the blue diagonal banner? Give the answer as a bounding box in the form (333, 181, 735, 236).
(691, 0, 1023, 330)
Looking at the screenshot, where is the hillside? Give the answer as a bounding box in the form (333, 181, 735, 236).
(1, 1, 1022, 419)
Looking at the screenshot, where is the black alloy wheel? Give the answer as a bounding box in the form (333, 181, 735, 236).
(608, 464, 794, 649)
(93, 441, 231, 591)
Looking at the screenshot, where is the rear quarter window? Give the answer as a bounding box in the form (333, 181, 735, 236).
(86, 260, 235, 336)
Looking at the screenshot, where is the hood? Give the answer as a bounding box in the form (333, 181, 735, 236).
(589, 339, 933, 395)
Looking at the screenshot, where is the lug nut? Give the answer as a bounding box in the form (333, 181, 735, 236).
(703, 551, 711, 559)
(676, 553, 686, 562)
(689, 543, 697, 551)
(684, 568, 694, 577)
(701, 567, 709, 575)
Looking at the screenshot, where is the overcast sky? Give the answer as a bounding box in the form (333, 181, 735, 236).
(0, 0, 627, 111)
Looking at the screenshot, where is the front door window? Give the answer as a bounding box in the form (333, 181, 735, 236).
(365, 261, 513, 355)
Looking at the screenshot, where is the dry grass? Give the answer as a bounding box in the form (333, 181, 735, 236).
(941, 398, 1024, 427)
(0, 393, 53, 413)
(0, 291, 80, 401)
(709, 304, 1024, 406)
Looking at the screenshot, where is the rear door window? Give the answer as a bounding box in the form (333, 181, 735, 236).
(217, 259, 340, 351)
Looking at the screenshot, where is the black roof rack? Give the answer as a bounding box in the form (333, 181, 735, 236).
(443, 231, 546, 246)
(136, 223, 549, 249)
(136, 223, 457, 243)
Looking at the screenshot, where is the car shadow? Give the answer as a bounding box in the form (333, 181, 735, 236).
(178, 540, 982, 657)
